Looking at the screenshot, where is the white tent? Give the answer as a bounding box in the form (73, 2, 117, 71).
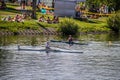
(54, 0, 86, 17)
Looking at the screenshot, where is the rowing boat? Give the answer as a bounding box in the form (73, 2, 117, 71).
(50, 40, 88, 45)
(18, 46, 83, 53)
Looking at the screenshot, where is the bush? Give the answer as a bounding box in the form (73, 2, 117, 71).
(58, 18, 79, 35)
(107, 11, 120, 32)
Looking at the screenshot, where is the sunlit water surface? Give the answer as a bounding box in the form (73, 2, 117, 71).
(0, 34, 120, 80)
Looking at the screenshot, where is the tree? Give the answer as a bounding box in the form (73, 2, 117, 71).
(31, 0, 37, 19)
(86, 0, 120, 11)
(114, 0, 120, 11)
(0, 1, 6, 9)
(107, 11, 120, 32)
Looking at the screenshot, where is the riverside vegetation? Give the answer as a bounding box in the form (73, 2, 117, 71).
(107, 11, 120, 33)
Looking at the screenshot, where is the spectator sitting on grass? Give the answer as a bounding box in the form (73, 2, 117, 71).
(8, 16, 12, 21)
(17, 16, 24, 22)
(47, 17, 52, 24)
(12, 14, 24, 22)
(52, 16, 56, 23)
(38, 15, 46, 22)
(13, 14, 19, 22)
(1, 16, 12, 21)
(55, 16, 59, 23)
(52, 16, 59, 23)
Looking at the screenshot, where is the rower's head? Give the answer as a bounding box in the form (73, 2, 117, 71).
(69, 35, 72, 37)
(46, 42, 49, 45)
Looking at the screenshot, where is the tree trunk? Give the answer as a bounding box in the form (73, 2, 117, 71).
(32, 0, 37, 19)
(1, 1, 6, 9)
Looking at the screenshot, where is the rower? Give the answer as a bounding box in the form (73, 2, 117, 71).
(45, 41, 51, 53)
(68, 35, 73, 46)
(18, 45, 20, 50)
(46, 42, 50, 49)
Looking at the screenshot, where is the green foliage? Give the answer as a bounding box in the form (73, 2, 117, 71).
(86, 0, 120, 11)
(58, 18, 79, 35)
(107, 11, 120, 32)
(113, 0, 120, 11)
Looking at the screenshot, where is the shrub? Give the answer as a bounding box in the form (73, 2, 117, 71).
(58, 18, 79, 35)
(107, 11, 120, 32)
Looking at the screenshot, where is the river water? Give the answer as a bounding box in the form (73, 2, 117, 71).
(0, 33, 120, 80)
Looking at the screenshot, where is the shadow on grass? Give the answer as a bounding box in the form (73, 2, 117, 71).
(74, 18, 105, 24)
(36, 22, 51, 32)
(88, 19, 105, 24)
(0, 7, 21, 14)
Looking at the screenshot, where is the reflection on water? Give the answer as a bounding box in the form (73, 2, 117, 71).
(0, 33, 120, 80)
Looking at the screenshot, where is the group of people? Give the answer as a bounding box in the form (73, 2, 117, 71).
(75, 3, 86, 18)
(37, 2, 54, 15)
(38, 15, 59, 24)
(99, 4, 109, 14)
(1, 14, 24, 22)
(75, 3, 111, 19)
(37, 2, 47, 9)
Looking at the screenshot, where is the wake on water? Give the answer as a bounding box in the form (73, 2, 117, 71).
(0, 45, 83, 54)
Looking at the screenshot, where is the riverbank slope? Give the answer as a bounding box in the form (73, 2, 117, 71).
(0, 3, 110, 36)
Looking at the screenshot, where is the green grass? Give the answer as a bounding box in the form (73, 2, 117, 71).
(0, 20, 41, 32)
(77, 18, 110, 32)
(60, 17, 110, 33)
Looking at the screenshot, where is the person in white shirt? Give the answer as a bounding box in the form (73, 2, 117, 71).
(45, 41, 51, 54)
(46, 42, 50, 49)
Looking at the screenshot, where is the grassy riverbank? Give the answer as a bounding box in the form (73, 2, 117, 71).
(0, 3, 110, 34)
